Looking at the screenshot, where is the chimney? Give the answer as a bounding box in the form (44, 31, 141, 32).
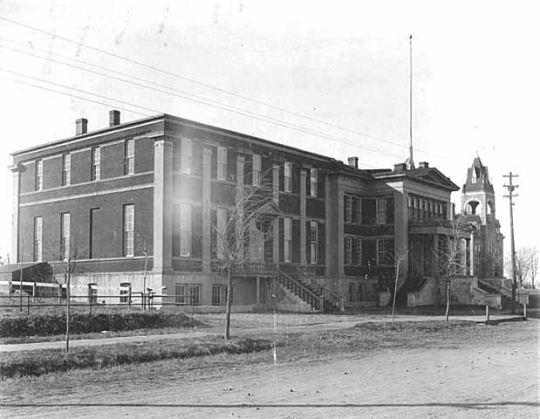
(419, 161, 429, 169)
(109, 110, 121, 127)
(76, 118, 88, 136)
(394, 163, 407, 171)
(347, 156, 359, 169)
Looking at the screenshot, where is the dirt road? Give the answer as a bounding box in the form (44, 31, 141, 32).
(1, 320, 538, 418)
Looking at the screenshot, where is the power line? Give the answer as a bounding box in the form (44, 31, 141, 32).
(0, 16, 442, 157)
(0, 41, 405, 160)
(0, 65, 406, 165)
(0, 69, 156, 115)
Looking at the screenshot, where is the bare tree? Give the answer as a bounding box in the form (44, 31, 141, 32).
(391, 250, 409, 322)
(433, 219, 469, 321)
(213, 182, 275, 340)
(514, 246, 538, 289)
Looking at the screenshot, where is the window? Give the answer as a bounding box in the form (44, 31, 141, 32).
(309, 221, 318, 264)
(35, 159, 43, 191)
(376, 198, 387, 224)
(179, 204, 192, 257)
(123, 204, 134, 257)
(88, 284, 98, 304)
(212, 284, 225, 306)
(120, 282, 131, 303)
(185, 284, 201, 305)
(344, 195, 352, 223)
(283, 217, 292, 262)
(355, 237, 362, 266)
(61, 213, 70, 260)
(252, 154, 261, 186)
(353, 198, 361, 224)
(62, 154, 71, 186)
(309, 168, 317, 197)
(124, 139, 134, 175)
(89, 208, 99, 259)
(175, 284, 186, 304)
(34, 217, 42, 262)
(362, 198, 376, 225)
(217, 146, 227, 180)
(284, 162, 292, 192)
(91, 147, 100, 181)
(377, 239, 388, 265)
(216, 207, 227, 260)
(344, 236, 352, 265)
(180, 138, 192, 174)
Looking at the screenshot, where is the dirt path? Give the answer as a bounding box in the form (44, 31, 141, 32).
(0, 313, 521, 353)
(2, 320, 538, 418)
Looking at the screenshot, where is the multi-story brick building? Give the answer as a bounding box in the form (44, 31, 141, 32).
(9, 111, 469, 311)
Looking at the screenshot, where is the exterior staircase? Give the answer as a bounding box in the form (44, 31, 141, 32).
(477, 279, 514, 311)
(276, 268, 342, 312)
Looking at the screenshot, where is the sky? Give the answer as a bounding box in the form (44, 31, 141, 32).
(0, 0, 538, 267)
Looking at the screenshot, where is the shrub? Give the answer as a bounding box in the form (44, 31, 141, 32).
(0, 337, 273, 378)
(0, 312, 200, 338)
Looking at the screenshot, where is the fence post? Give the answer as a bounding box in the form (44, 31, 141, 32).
(340, 296, 345, 312)
(485, 305, 490, 323)
(319, 295, 325, 313)
(523, 303, 527, 320)
(33, 282, 37, 303)
(58, 284, 62, 304)
(27, 294, 30, 315)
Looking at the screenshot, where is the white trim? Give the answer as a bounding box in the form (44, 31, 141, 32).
(13, 118, 161, 158)
(20, 183, 153, 207)
(20, 171, 154, 197)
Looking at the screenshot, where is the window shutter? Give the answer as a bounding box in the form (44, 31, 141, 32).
(210, 209, 217, 259)
(210, 147, 217, 179)
(318, 222, 325, 266)
(305, 221, 311, 263)
(192, 143, 203, 177)
(279, 218, 284, 262)
(227, 149, 236, 182)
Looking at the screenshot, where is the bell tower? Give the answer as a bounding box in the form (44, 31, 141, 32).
(461, 157, 496, 224)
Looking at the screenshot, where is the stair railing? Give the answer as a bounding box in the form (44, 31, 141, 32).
(276, 268, 323, 311)
(295, 266, 344, 312)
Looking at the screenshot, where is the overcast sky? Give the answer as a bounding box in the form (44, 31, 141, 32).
(0, 0, 538, 265)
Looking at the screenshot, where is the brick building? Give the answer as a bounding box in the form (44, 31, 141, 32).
(9, 111, 467, 311)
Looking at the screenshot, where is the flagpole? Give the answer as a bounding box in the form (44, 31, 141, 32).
(409, 35, 415, 170)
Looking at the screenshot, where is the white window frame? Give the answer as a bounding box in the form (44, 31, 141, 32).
(284, 217, 292, 262)
(252, 154, 261, 187)
(377, 238, 388, 265)
(216, 207, 227, 260)
(123, 204, 134, 257)
(344, 195, 352, 223)
(91, 147, 101, 181)
(180, 138, 192, 174)
(376, 197, 386, 225)
(309, 168, 317, 197)
(62, 153, 71, 186)
(35, 159, 43, 191)
(124, 139, 135, 175)
(61, 213, 70, 260)
(217, 146, 227, 181)
(309, 221, 318, 264)
(284, 162, 292, 192)
(345, 236, 352, 265)
(355, 237, 362, 266)
(179, 204, 192, 257)
(34, 216, 42, 262)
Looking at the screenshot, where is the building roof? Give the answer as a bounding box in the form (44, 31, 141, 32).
(463, 156, 494, 194)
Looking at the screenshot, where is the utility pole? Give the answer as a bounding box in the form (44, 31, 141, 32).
(503, 172, 519, 314)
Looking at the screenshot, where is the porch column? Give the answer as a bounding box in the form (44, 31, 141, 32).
(153, 136, 173, 273)
(9, 163, 24, 263)
(236, 154, 246, 261)
(432, 233, 439, 277)
(469, 234, 474, 276)
(202, 147, 212, 273)
(272, 164, 280, 264)
(300, 169, 307, 265)
(256, 276, 260, 303)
